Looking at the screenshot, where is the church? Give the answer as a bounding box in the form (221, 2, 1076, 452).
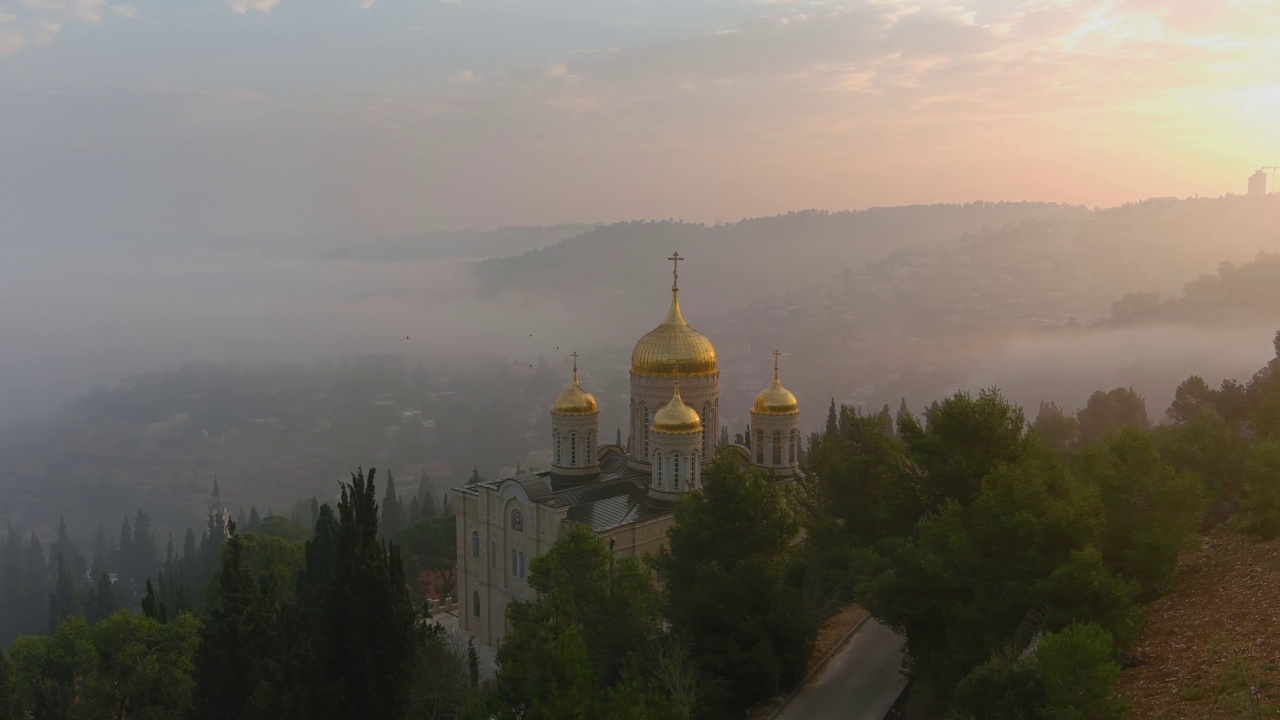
(452, 253, 802, 647)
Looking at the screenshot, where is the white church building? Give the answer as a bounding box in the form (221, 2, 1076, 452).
(452, 253, 802, 647)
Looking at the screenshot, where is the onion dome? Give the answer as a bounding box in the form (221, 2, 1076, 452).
(552, 354, 597, 415)
(631, 252, 717, 377)
(752, 351, 798, 415)
(653, 381, 702, 433)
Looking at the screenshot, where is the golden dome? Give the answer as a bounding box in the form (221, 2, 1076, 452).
(653, 381, 702, 433)
(631, 253, 717, 377)
(552, 354, 597, 415)
(752, 351, 798, 415)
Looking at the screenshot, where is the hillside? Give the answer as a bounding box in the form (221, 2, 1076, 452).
(1118, 533, 1280, 718)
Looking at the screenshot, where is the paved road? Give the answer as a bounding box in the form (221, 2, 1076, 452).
(776, 619, 908, 720)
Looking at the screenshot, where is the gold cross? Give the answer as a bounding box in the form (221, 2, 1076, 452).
(571, 352, 579, 381)
(668, 251, 683, 289)
(773, 349, 781, 380)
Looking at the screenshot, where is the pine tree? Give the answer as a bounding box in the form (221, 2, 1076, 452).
(719, 425, 730, 448)
(248, 507, 262, 532)
(90, 523, 110, 580)
(468, 639, 479, 689)
(468, 466, 482, 484)
(407, 496, 422, 525)
(826, 398, 838, 437)
(441, 494, 451, 518)
(616, 427, 623, 447)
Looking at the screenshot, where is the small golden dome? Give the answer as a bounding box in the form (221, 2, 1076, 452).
(653, 381, 701, 433)
(752, 351, 798, 415)
(552, 354, 597, 415)
(631, 253, 717, 377)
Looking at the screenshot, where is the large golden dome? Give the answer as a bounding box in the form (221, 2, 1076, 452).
(653, 381, 702, 433)
(752, 352, 798, 415)
(631, 253, 717, 376)
(552, 355, 597, 415)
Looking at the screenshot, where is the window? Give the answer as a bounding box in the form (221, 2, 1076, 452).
(586, 432, 593, 461)
(772, 431, 783, 466)
(471, 531, 480, 559)
(518, 552, 526, 579)
(643, 406, 650, 459)
(656, 452, 663, 489)
(510, 509, 524, 532)
(570, 432, 577, 465)
(755, 429, 764, 463)
(512, 550, 518, 576)
(491, 542, 497, 568)
(789, 430, 797, 465)
(673, 453, 681, 490)
(554, 431, 561, 464)
(692, 453, 698, 487)
(701, 405, 708, 454)
(473, 591, 480, 617)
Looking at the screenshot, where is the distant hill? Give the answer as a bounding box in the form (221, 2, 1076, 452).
(329, 224, 599, 262)
(472, 203, 1090, 318)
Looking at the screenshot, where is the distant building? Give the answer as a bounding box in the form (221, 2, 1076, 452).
(1249, 169, 1268, 196)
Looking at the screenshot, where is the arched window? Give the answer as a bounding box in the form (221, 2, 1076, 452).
(511, 549, 518, 576)
(673, 453, 681, 490)
(643, 406, 650, 459)
(656, 452, 663, 489)
(554, 431, 561, 464)
(518, 552, 526, 579)
(789, 429, 797, 465)
(510, 509, 524, 532)
(570, 432, 577, 465)
(586, 432, 593, 461)
(471, 531, 480, 559)
(755, 429, 764, 463)
(772, 431, 783, 466)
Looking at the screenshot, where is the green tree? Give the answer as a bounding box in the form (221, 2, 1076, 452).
(656, 453, 815, 715)
(1076, 428, 1201, 597)
(79, 610, 201, 719)
(86, 572, 121, 626)
(1032, 401, 1079, 453)
(1033, 623, 1125, 720)
(191, 526, 255, 719)
(252, 515, 309, 544)
(49, 552, 83, 630)
(394, 517, 458, 602)
(1152, 405, 1243, 510)
(6, 616, 95, 719)
(951, 650, 1042, 720)
(0, 643, 13, 720)
(1076, 387, 1148, 447)
(381, 472, 406, 538)
(1166, 375, 1215, 425)
(908, 388, 1030, 508)
(1241, 438, 1280, 538)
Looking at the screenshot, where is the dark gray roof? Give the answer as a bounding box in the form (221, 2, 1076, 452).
(451, 444, 670, 532)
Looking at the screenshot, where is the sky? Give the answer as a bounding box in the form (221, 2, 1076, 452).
(1, 0, 1278, 239)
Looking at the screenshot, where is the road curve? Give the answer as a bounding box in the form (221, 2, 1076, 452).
(775, 619, 908, 720)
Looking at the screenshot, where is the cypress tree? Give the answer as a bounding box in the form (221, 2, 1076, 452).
(407, 497, 422, 525)
(381, 472, 405, 538)
(49, 552, 82, 631)
(192, 524, 253, 720)
(87, 572, 120, 625)
(826, 397, 839, 437)
(141, 579, 161, 621)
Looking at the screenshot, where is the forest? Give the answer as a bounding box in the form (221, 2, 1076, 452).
(2, 329, 1279, 718)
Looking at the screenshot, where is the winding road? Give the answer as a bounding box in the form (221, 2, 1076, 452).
(775, 619, 908, 720)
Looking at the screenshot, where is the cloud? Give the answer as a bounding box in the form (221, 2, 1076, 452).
(111, 3, 138, 19)
(360, 0, 377, 8)
(448, 70, 475, 83)
(0, 30, 26, 56)
(229, 0, 280, 14)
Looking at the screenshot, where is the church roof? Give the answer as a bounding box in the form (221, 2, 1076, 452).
(454, 447, 670, 533)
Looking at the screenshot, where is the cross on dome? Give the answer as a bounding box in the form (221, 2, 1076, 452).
(669, 251, 683, 290)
